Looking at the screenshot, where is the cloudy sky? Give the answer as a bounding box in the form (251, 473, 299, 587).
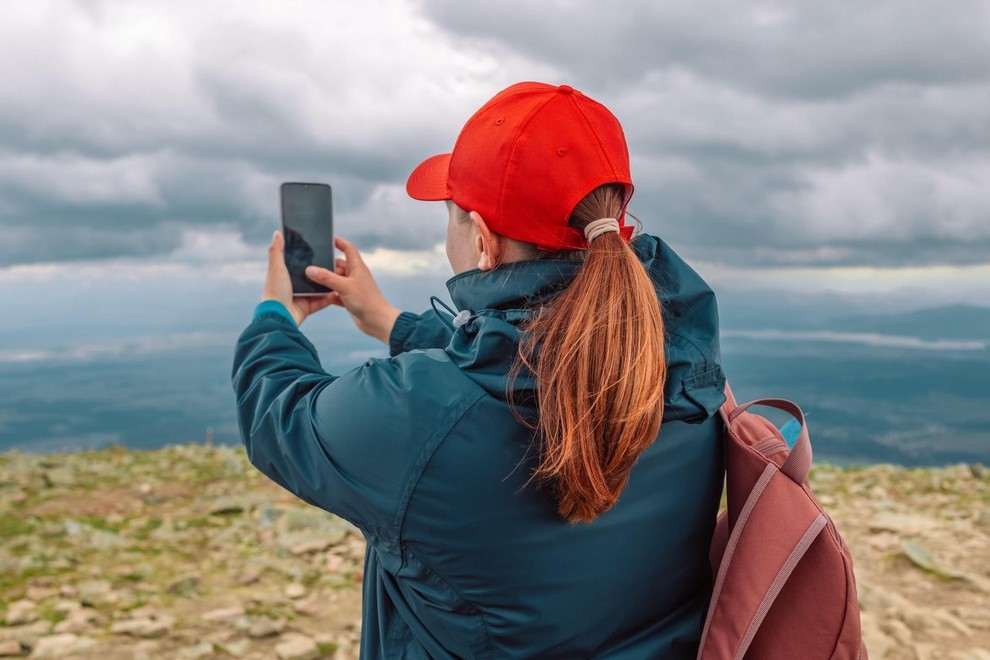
(2, 0, 989, 316)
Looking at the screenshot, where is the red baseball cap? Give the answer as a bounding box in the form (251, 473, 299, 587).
(406, 82, 634, 251)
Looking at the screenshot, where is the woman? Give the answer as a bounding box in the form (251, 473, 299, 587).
(233, 82, 725, 658)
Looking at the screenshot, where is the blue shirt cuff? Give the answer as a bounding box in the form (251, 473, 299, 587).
(254, 300, 298, 327)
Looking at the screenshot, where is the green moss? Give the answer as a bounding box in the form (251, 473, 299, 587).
(0, 563, 72, 594)
(120, 598, 149, 612)
(76, 516, 123, 533)
(0, 514, 37, 539)
(39, 606, 68, 625)
(130, 517, 164, 541)
(178, 517, 213, 530)
(7, 540, 32, 556)
(317, 641, 338, 655)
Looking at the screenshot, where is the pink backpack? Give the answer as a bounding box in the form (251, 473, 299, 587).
(698, 383, 868, 659)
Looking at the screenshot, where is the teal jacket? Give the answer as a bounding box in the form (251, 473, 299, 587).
(232, 235, 726, 659)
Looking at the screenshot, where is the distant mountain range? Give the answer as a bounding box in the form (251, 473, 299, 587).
(718, 296, 990, 342)
(832, 304, 990, 341)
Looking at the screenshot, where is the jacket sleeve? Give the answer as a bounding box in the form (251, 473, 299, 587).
(232, 311, 479, 541)
(388, 310, 454, 356)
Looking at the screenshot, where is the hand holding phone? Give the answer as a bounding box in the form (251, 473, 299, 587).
(280, 182, 334, 296)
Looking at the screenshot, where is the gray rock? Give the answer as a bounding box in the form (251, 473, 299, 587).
(275, 633, 319, 660)
(280, 507, 355, 538)
(217, 638, 252, 657)
(930, 609, 974, 636)
(325, 554, 344, 573)
(3, 599, 37, 626)
(28, 633, 97, 658)
(109, 615, 174, 638)
(902, 541, 967, 580)
(869, 512, 939, 536)
(167, 575, 200, 595)
(950, 650, 990, 660)
(130, 640, 163, 660)
(50, 600, 80, 615)
(246, 617, 285, 639)
(24, 587, 57, 602)
(293, 595, 321, 616)
(127, 605, 158, 619)
(87, 529, 127, 550)
(289, 537, 335, 555)
(953, 605, 990, 630)
(201, 605, 245, 622)
(880, 618, 914, 648)
(0, 640, 22, 657)
(257, 505, 284, 528)
(284, 583, 307, 600)
(237, 568, 262, 586)
(859, 612, 894, 660)
(2, 620, 52, 648)
(41, 467, 75, 488)
(178, 642, 215, 658)
(53, 607, 99, 634)
(76, 579, 112, 605)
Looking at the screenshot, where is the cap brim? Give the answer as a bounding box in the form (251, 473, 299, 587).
(406, 153, 452, 201)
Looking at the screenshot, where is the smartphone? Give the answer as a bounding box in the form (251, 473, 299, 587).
(280, 182, 334, 296)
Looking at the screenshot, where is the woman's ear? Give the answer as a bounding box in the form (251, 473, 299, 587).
(470, 211, 503, 271)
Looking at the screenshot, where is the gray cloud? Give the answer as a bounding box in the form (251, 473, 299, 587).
(417, 0, 990, 268)
(421, 1, 990, 99)
(1, 0, 988, 271)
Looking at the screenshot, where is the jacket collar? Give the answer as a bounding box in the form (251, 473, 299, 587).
(442, 235, 726, 423)
(446, 259, 583, 313)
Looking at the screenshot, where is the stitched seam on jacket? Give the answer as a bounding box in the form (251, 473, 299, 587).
(389, 311, 422, 356)
(394, 392, 488, 545)
(403, 544, 494, 660)
(667, 327, 711, 375)
(249, 313, 322, 362)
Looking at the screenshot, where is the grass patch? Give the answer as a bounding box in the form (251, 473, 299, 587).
(76, 516, 123, 533)
(39, 606, 68, 625)
(177, 517, 213, 530)
(130, 517, 164, 541)
(0, 514, 37, 539)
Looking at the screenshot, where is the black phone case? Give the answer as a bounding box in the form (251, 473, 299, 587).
(280, 182, 334, 296)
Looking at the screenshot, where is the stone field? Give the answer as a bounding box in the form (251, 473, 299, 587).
(0, 445, 988, 659)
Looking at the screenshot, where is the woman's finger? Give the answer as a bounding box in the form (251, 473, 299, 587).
(305, 265, 347, 291)
(334, 236, 364, 267)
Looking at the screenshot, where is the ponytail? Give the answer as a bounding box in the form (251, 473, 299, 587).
(515, 185, 666, 524)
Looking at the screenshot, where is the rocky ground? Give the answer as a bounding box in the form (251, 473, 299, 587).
(0, 445, 987, 659)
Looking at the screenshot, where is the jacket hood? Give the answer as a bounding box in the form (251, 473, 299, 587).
(442, 234, 725, 423)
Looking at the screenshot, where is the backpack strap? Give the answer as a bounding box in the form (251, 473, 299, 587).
(722, 388, 814, 485)
(700, 385, 825, 659)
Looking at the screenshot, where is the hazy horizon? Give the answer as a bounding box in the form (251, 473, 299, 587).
(2, 2, 988, 463)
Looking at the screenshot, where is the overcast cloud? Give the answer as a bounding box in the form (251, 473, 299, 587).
(1, 0, 989, 283)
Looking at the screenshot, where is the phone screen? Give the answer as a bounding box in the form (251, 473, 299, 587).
(280, 182, 334, 296)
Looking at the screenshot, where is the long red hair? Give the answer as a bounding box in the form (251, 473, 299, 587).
(515, 185, 666, 524)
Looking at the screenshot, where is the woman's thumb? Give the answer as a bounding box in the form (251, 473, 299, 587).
(305, 265, 343, 291)
(267, 231, 285, 269)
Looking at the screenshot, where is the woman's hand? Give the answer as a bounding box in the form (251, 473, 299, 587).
(261, 231, 336, 326)
(303, 236, 401, 344)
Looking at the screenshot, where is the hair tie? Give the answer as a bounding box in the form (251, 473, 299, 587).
(584, 217, 621, 243)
